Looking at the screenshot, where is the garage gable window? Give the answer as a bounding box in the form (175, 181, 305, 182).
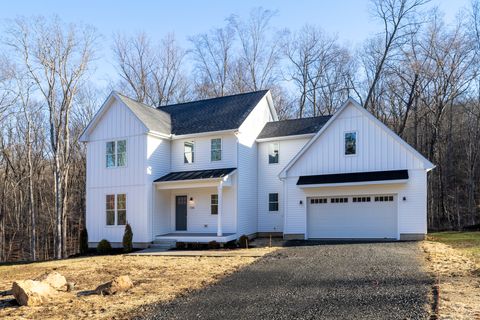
(269, 193, 279, 211)
(268, 143, 279, 164)
(345, 132, 356, 155)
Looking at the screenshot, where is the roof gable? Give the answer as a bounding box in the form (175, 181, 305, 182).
(279, 98, 435, 178)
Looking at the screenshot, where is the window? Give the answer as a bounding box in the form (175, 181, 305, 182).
(330, 197, 348, 203)
(211, 194, 218, 215)
(374, 196, 394, 202)
(106, 140, 127, 168)
(345, 132, 356, 155)
(352, 197, 371, 203)
(268, 143, 279, 164)
(269, 193, 279, 211)
(184, 141, 195, 163)
(105, 194, 127, 226)
(211, 138, 222, 161)
(310, 198, 327, 204)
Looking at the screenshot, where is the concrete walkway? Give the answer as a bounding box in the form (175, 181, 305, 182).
(128, 247, 276, 257)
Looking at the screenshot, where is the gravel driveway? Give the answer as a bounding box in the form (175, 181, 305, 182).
(138, 242, 433, 320)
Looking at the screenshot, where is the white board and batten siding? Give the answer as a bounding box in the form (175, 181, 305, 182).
(86, 98, 152, 244)
(236, 96, 274, 236)
(283, 102, 430, 239)
(257, 138, 310, 233)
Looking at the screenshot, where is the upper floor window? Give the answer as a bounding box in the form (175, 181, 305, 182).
(106, 193, 127, 226)
(345, 132, 356, 155)
(184, 141, 195, 163)
(211, 138, 222, 161)
(106, 140, 126, 168)
(268, 143, 279, 164)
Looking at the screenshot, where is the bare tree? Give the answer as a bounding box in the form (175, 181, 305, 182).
(5, 16, 98, 259)
(364, 0, 429, 110)
(228, 7, 282, 91)
(113, 32, 187, 107)
(189, 25, 236, 98)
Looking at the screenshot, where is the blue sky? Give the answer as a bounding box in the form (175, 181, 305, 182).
(1, 0, 471, 87)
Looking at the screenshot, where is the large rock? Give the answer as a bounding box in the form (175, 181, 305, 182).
(95, 275, 133, 295)
(35, 271, 67, 291)
(11, 280, 56, 306)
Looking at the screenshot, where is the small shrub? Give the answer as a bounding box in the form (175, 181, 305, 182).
(176, 242, 186, 249)
(189, 242, 205, 250)
(224, 240, 237, 249)
(79, 227, 89, 255)
(97, 239, 112, 254)
(122, 223, 133, 253)
(238, 235, 249, 248)
(208, 241, 220, 249)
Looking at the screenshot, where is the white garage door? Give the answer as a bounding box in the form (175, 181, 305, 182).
(307, 195, 397, 239)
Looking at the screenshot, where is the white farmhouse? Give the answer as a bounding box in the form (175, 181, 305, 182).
(80, 90, 434, 247)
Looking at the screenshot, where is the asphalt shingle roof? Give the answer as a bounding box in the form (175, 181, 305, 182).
(158, 90, 269, 135)
(115, 92, 172, 135)
(154, 168, 237, 182)
(257, 116, 332, 139)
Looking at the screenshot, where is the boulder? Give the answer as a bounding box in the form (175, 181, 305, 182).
(11, 280, 56, 306)
(35, 271, 67, 291)
(95, 275, 133, 295)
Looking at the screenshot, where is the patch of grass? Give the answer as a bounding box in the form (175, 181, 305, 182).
(428, 231, 480, 262)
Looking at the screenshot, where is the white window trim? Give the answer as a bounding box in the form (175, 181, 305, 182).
(106, 139, 127, 168)
(105, 193, 127, 227)
(210, 138, 222, 162)
(344, 131, 357, 157)
(184, 140, 195, 164)
(268, 192, 279, 212)
(210, 194, 218, 215)
(268, 142, 280, 164)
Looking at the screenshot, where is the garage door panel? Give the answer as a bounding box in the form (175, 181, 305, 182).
(307, 195, 397, 239)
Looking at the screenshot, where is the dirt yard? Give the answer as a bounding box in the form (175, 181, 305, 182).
(422, 240, 480, 319)
(0, 247, 277, 319)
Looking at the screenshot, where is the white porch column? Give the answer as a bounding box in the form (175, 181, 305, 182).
(217, 181, 223, 236)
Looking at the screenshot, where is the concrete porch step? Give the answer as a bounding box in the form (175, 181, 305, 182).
(149, 239, 177, 249)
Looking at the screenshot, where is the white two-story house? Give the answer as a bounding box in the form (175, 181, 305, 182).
(80, 90, 434, 248)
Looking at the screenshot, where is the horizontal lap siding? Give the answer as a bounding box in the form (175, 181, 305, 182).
(257, 138, 309, 232)
(147, 135, 171, 238)
(171, 134, 237, 172)
(168, 185, 236, 233)
(237, 97, 273, 236)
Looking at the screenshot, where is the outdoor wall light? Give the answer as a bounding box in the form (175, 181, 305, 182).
(189, 197, 195, 208)
(403, 196, 407, 201)
(299, 200, 303, 205)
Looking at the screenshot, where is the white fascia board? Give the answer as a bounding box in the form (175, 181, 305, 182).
(171, 129, 238, 140)
(265, 90, 279, 121)
(297, 179, 409, 189)
(256, 133, 315, 143)
(148, 131, 172, 140)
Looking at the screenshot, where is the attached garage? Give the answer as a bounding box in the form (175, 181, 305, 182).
(307, 195, 398, 239)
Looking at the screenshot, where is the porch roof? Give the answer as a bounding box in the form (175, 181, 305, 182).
(154, 168, 237, 183)
(297, 170, 409, 186)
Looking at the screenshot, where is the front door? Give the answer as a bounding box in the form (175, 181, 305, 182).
(175, 195, 187, 231)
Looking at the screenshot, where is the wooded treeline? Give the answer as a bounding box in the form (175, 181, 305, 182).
(1, 0, 479, 262)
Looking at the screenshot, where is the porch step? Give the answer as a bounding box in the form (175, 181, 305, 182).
(149, 239, 177, 249)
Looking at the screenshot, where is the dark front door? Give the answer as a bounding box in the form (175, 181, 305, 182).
(175, 195, 187, 231)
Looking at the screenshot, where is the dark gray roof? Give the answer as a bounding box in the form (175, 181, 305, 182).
(257, 116, 332, 139)
(154, 168, 237, 182)
(115, 92, 172, 135)
(158, 90, 269, 135)
(297, 170, 409, 185)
